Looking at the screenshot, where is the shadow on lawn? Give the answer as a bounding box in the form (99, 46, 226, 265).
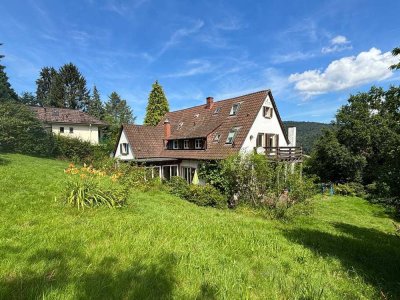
(284, 222, 400, 298)
(0, 156, 10, 166)
(0, 248, 177, 300)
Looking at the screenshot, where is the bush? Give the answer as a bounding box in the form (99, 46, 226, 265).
(117, 163, 161, 191)
(53, 135, 110, 164)
(60, 164, 127, 209)
(0, 101, 54, 155)
(334, 182, 365, 197)
(187, 184, 227, 208)
(166, 176, 190, 198)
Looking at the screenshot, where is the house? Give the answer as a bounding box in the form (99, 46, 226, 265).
(114, 90, 301, 182)
(30, 106, 107, 144)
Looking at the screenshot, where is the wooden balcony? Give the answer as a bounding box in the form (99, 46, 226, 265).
(265, 146, 303, 162)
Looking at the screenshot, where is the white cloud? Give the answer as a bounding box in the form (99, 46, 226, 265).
(164, 59, 212, 78)
(271, 51, 315, 64)
(289, 48, 397, 96)
(322, 35, 352, 53)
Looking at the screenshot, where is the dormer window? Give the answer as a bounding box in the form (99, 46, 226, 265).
(263, 106, 273, 118)
(195, 139, 203, 149)
(213, 107, 221, 115)
(184, 140, 189, 149)
(226, 127, 240, 144)
(230, 103, 241, 116)
(213, 133, 221, 142)
(120, 143, 129, 155)
(178, 122, 184, 129)
(173, 140, 179, 149)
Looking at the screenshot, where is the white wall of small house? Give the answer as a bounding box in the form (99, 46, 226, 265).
(51, 123, 100, 144)
(114, 130, 135, 160)
(240, 95, 289, 153)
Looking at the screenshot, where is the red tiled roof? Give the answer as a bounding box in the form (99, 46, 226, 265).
(121, 90, 288, 160)
(30, 106, 107, 126)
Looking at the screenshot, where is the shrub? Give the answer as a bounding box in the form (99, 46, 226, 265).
(187, 184, 227, 208)
(0, 101, 54, 155)
(334, 182, 365, 197)
(60, 163, 127, 209)
(166, 176, 190, 198)
(117, 163, 160, 191)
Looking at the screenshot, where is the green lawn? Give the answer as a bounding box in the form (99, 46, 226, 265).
(0, 154, 399, 299)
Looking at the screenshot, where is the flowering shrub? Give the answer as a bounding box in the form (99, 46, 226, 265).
(61, 163, 127, 209)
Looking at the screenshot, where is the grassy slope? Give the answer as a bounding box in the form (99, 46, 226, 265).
(0, 154, 399, 299)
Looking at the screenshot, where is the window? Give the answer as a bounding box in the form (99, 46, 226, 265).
(173, 140, 179, 149)
(213, 133, 221, 142)
(69, 127, 74, 133)
(120, 143, 129, 155)
(181, 167, 196, 184)
(256, 133, 263, 147)
(162, 165, 178, 180)
(230, 103, 241, 116)
(263, 106, 273, 118)
(195, 139, 203, 149)
(213, 107, 221, 115)
(226, 127, 240, 144)
(184, 140, 189, 149)
(59, 127, 64, 133)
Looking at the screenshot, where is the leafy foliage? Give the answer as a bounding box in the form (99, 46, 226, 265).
(87, 85, 105, 120)
(0, 44, 18, 102)
(0, 101, 54, 155)
(165, 176, 227, 208)
(52, 134, 109, 164)
(19, 91, 40, 106)
(334, 182, 366, 198)
(61, 164, 126, 209)
(144, 81, 170, 126)
(390, 46, 400, 70)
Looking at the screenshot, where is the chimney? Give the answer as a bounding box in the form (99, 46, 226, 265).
(163, 118, 171, 139)
(206, 96, 214, 109)
(288, 127, 297, 147)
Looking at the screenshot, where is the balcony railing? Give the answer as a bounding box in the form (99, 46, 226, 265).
(265, 146, 303, 162)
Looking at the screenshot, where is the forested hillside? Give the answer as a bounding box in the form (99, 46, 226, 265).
(283, 121, 331, 153)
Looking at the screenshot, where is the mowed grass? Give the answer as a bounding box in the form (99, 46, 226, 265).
(0, 154, 399, 299)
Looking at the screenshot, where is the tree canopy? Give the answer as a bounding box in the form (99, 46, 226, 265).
(0, 44, 18, 102)
(87, 85, 105, 120)
(144, 81, 169, 126)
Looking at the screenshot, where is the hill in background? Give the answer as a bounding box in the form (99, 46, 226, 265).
(283, 121, 332, 154)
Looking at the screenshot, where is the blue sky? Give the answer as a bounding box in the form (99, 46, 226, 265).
(1, 0, 400, 124)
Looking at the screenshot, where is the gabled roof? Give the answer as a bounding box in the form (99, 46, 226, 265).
(30, 106, 107, 126)
(120, 90, 288, 160)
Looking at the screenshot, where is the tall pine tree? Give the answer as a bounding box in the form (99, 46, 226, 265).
(0, 44, 18, 102)
(87, 85, 105, 119)
(56, 63, 90, 110)
(19, 91, 39, 106)
(36, 66, 58, 106)
(144, 80, 169, 126)
(104, 91, 135, 126)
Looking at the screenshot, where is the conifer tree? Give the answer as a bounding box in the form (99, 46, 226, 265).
(0, 44, 18, 102)
(56, 63, 90, 110)
(19, 91, 39, 106)
(87, 85, 105, 119)
(144, 80, 169, 126)
(36, 66, 58, 106)
(104, 91, 135, 126)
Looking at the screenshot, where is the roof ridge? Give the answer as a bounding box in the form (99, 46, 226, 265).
(166, 89, 269, 114)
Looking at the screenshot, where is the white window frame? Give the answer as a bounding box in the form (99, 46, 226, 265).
(195, 139, 203, 149)
(181, 167, 196, 184)
(172, 140, 179, 149)
(230, 103, 241, 116)
(226, 127, 239, 144)
(183, 140, 189, 149)
(162, 164, 179, 180)
(213, 107, 221, 114)
(121, 143, 129, 155)
(263, 106, 273, 119)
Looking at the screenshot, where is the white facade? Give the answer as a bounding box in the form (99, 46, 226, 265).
(241, 95, 288, 153)
(51, 123, 100, 144)
(114, 130, 135, 160)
